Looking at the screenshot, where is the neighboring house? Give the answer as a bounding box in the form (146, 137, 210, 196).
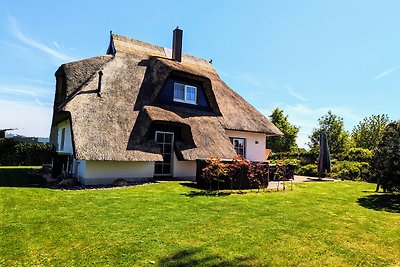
(10, 135, 50, 144)
(50, 29, 282, 185)
(0, 129, 17, 139)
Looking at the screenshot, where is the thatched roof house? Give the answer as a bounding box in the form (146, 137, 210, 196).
(50, 29, 282, 185)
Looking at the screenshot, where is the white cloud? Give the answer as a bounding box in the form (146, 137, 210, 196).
(374, 65, 400, 80)
(0, 84, 53, 106)
(0, 99, 52, 137)
(286, 85, 307, 101)
(8, 15, 75, 62)
(19, 78, 54, 86)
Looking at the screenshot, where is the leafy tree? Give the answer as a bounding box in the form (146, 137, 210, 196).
(351, 114, 390, 150)
(267, 108, 299, 152)
(371, 121, 400, 192)
(308, 111, 350, 155)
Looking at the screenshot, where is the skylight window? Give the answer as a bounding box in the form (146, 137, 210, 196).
(173, 83, 197, 104)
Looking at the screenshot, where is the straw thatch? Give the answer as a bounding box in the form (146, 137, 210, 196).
(51, 34, 282, 161)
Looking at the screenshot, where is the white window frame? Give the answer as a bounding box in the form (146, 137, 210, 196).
(154, 131, 174, 176)
(232, 138, 246, 157)
(173, 83, 197, 105)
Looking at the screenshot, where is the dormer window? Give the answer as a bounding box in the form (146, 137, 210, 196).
(173, 83, 197, 104)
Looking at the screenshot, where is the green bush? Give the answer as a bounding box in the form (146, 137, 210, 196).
(271, 151, 317, 166)
(0, 138, 54, 166)
(297, 164, 319, 177)
(330, 160, 370, 181)
(336, 147, 373, 162)
(271, 158, 301, 172)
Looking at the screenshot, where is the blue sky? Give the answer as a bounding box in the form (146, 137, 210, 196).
(1, 1, 399, 147)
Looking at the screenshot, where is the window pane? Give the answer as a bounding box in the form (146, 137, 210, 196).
(174, 83, 185, 100)
(163, 144, 172, 154)
(156, 132, 164, 143)
(60, 128, 65, 150)
(164, 134, 173, 144)
(163, 155, 171, 163)
(163, 164, 171, 174)
(232, 138, 245, 157)
(185, 86, 196, 102)
(155, 163, 163, 174)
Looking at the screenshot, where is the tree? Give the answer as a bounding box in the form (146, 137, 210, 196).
(371, 121, 400, 192)
(351, 114, 390, 150)
(308, 111, 350, 155)
(267, 108, 299, 152)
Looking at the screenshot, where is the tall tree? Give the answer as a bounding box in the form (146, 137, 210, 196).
(371, 121, 400, 192)
(308, 111, 350, 155)
(267, 108, 299, 152)
(351, 114, 390, 150)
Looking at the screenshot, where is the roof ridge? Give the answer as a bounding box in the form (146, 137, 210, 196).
(112, 33, 212, 67)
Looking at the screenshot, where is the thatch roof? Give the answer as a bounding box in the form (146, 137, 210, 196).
(51, 34, 282, 161)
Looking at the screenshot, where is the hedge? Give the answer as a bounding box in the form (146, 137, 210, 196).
(0, 138, 54, 166)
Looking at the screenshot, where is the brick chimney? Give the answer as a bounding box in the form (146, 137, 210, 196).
(172, 27, 183, 62)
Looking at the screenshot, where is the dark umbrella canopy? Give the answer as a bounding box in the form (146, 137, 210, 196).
(318, 133, 331, 175)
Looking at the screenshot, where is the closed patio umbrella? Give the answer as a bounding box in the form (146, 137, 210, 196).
(318, 133, 331, 178)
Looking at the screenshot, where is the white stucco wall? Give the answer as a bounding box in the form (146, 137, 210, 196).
(75, 160, 86, 180)
(56, 120, 73, 154)
(225, 130, 267, 162)
(79, 160, 155, 185)
(173, 153, 196, 180)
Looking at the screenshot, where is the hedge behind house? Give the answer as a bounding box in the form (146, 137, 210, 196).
(0, 138, 54, 166)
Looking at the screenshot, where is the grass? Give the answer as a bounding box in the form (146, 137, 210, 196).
(1, 181, 399, 266)
(0, 166, 41, 169)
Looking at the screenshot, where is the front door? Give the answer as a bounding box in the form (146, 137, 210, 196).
(154, 131, 174, 176)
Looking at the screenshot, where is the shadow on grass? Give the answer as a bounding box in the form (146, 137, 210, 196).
(180, 182, 269, 197)
(184, 190, 232, 197)
(357, 193, 400, 213)
(158, 247, 254, 267)
(0, 168, 47, 187)
(179, 182, 203, 189)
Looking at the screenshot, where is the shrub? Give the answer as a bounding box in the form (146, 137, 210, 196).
(247, 162, 269, 190)
(330, 161, 370, 181)
(201, 157, 228, 192)
(339, 164, 360, 180)
(336, 147, 373, 162)
(297, 164, 319, 177)
(271, 151, 317, 166)
(226, 156, 250, 190)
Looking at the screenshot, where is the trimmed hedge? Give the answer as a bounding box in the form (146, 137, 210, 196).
(0, 138, 54, 166)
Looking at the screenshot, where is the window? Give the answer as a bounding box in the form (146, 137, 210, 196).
(173, 83, 197, 104)
(232, 138, 245, 157)
(60, 128, 65, 151)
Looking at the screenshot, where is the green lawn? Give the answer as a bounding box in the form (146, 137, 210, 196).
(1, 181, 399, 266)
(0, 166, 41, 169)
